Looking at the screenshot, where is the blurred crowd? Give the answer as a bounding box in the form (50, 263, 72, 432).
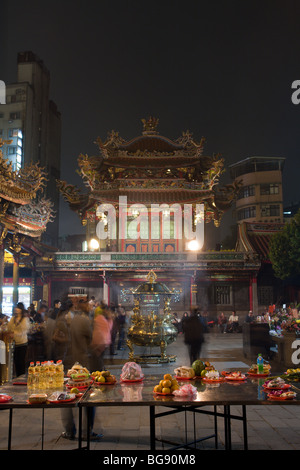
(0, 298, 129, 378)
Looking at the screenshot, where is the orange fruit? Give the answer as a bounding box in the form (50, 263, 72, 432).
(162, 387, 171, 394)
(164, 374, 172, 381)
(162, 379, 172, 388)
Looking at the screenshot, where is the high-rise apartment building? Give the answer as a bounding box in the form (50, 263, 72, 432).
(0, 51, 61, 247)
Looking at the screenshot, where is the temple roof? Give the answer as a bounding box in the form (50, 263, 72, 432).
(57, 118, 241, 227)
(116, 134, 185, 154)
(236, 222, 284, 261)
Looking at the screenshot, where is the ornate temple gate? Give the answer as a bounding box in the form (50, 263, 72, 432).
(36, 250, 260, 320)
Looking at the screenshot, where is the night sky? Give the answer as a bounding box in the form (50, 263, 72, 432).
(1, 0, 300, 240)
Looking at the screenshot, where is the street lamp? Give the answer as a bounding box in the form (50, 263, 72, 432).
(89, 238, 99, 251)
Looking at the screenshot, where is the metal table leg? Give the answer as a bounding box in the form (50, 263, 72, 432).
(149, 405, 156, 450)
(8, 408, 12, 450)
(78, 406, 83, 450)
(242, 405, 248, 450)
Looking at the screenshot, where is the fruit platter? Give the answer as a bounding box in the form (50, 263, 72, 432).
(66, 363, 92, 389)
(174, 366, 196, 380)
(153, 374, 179, 395)
(224, 371, 246, 381)
(247, 363, 271, 377)
(91, 370, 117, 385)
(202, 370, 224, 383)
(0, 394, 12, 403)
(267, 390, 296, 401)
(284, 369, 300, 382)
(263, 377, 291, 391)
(120, 362, 144, 382)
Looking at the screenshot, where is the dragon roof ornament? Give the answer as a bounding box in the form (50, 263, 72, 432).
(0, 139, 47, 204)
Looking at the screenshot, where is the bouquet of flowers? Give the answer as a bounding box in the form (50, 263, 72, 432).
(279, 316, 300, 333)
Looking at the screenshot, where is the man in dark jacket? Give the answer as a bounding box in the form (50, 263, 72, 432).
(184, 309, 204, 365)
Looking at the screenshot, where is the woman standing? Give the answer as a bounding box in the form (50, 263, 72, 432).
(90, 304, 113, 372)
(7, 302, 30, 377)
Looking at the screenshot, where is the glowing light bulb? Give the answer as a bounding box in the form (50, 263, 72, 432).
(187, 240, 200, 251)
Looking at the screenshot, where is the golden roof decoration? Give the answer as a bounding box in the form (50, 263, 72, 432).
(0, 139, 47, 204)
(141, 116, 159, 135)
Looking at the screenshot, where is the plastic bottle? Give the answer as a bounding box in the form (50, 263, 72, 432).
(56, 360, 64, 388)
(39, 362, 46, 390)
(48, 361, 55, 389)
(35, 361, 41, 389)
(43, 361, 50, 389)
(257, 354, 264, 374)
(27, 362, 35, 390)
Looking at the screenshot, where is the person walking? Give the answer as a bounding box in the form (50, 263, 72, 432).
(217, 312, 227, 333)
(116, 304, 126, 350)
(60, 300, 102, 442)
(42, 309, 57, 360)
(7, 302, 30, 377)
(183, 308, 204, 365)
(52, 302, 70, 363)
(109, 309, 118, 356)
(181, 312, 189, 334)
(90, 303, 113, 371)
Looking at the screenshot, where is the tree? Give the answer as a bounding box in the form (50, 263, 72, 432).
(269, 210, 300, 280)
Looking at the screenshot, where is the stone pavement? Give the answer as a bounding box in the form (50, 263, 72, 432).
(1, 330, 300, 452)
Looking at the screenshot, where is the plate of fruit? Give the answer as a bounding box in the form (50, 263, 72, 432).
(263, 377, 291, 390)
(0, 394, 12, 403)
(153, 374, 179, 395)
(224, 371, 246, 381)
(174, 366, 196, 380)
(202, 370, 224, 383)
(247, 363, 271, 377)
(92, 370, 117, 385)
(66, 362, 92, 389)
(267, 390, 296, 400)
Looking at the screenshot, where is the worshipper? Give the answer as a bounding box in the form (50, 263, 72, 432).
(7, 302, 30, 376)
(116, 304, 126, 350)
(49, 299, 61, 320)
(226, 311, 240, 333)
(245, 310, 255, 323)
(60, 300, 102, 442)
(181, 312, 189, 333)
(52, 302, 71, 363)
(90, 303, 113, 371)
(217, 312, 227, 333)
(183, 308, 205, 365)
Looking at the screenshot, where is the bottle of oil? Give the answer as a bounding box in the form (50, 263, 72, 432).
(43, 361, 50, 389)
(48, 361, 55, 389)
(35, 361, 41, 389)
(56, 360, 64, 387)
(38, 362, 46, 390)
(27, 362, 35, 390)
